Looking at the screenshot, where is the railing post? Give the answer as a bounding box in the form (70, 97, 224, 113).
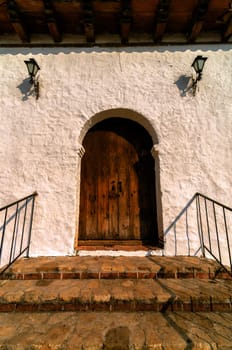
(20, 199, 28, 253)
(223, 207, 232, 273)
(0, 208, 8, 264)
(9, 203, 19, 264)
(185, 208, 190, 256)
(196, 195, 205, 257)
(204, 198, 212, 252)
(212, 202, 222, 264)
(26, 195, 36, 258)
(174, 223, 177, 256)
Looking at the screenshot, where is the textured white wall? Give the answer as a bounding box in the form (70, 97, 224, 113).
(0, 45, 231, 263)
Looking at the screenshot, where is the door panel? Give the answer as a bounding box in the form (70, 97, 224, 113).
(78, 118, 158, 244)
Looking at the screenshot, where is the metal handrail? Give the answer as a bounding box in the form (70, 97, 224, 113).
(164, 192, 232, 275)
(196, 192, 232, 212)
(0, 192, 38, 274)
(0, 192, 38, 212)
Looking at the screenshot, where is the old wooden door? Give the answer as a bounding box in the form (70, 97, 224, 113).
(78, 118, 158, 246)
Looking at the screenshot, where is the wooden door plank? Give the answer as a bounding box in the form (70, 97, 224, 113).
(108, 132, 119, 239)
(80, 133, 98, 239)
(97, 131, 110, 239)
(86, 133, 99, 239)
(128, 145, 140, 239)
(117, 133, 130, 239)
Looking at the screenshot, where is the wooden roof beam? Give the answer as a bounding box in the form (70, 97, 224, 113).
(224, 18, 232, 41)
(7, 0, 29, 42)
(82, 1, 95, 43)
(43, 0, 61, 42)
(220, 3, 232, 42)
(120, 0, 132, 44)
(153, 0, 170, 42)
(188, 0, 210, 42)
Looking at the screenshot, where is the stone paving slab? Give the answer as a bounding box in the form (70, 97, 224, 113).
(0, 277, 231, 312)
(1, 256, 229, 280)
(0, 311, 232, 349)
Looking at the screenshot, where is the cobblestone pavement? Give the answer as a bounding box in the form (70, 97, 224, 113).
(0, 311, 232, 349)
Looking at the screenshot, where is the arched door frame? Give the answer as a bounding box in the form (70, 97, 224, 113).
(75, 108, 163, 250)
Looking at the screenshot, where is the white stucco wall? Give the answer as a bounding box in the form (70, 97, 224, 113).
(0, 45, 231, 264)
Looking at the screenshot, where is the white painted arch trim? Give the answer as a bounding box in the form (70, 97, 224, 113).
(78, 108, 159, 145)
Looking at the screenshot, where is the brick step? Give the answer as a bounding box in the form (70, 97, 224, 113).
(1, 256, 230, 280)
(0, 277, 231, 313)
(2, 270, 230, 281)
(1, 311, 232, 349)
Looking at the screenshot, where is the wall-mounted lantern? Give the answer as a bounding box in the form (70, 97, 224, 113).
(191, 55, 208, 95)
(24, 58, 40, 99)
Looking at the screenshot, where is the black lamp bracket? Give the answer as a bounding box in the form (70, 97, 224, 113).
(190, 56, 208, 96)
(32, 75, 40, 100)
(24, 58, 40, 100)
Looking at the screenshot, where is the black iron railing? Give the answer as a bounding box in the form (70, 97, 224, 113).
(0, 192, 38, 273)
(163, 193, 232, 275)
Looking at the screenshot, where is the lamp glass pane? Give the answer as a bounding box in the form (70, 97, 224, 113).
(192, 60, 199, 73)
(27, 61, 35, 75)
(197, 58, 205, 71)
(33, 64, 39, 76)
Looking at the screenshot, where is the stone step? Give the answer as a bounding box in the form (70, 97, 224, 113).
(0, 277, 231, 313)
(1, 256, 230, 280)
(1, 311, 232, 349)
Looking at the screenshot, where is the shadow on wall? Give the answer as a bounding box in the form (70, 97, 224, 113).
(174, 75, 193, 97)
(17, 78, 34, 101)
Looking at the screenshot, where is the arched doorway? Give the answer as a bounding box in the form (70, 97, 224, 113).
(77, 117, 160, 248)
